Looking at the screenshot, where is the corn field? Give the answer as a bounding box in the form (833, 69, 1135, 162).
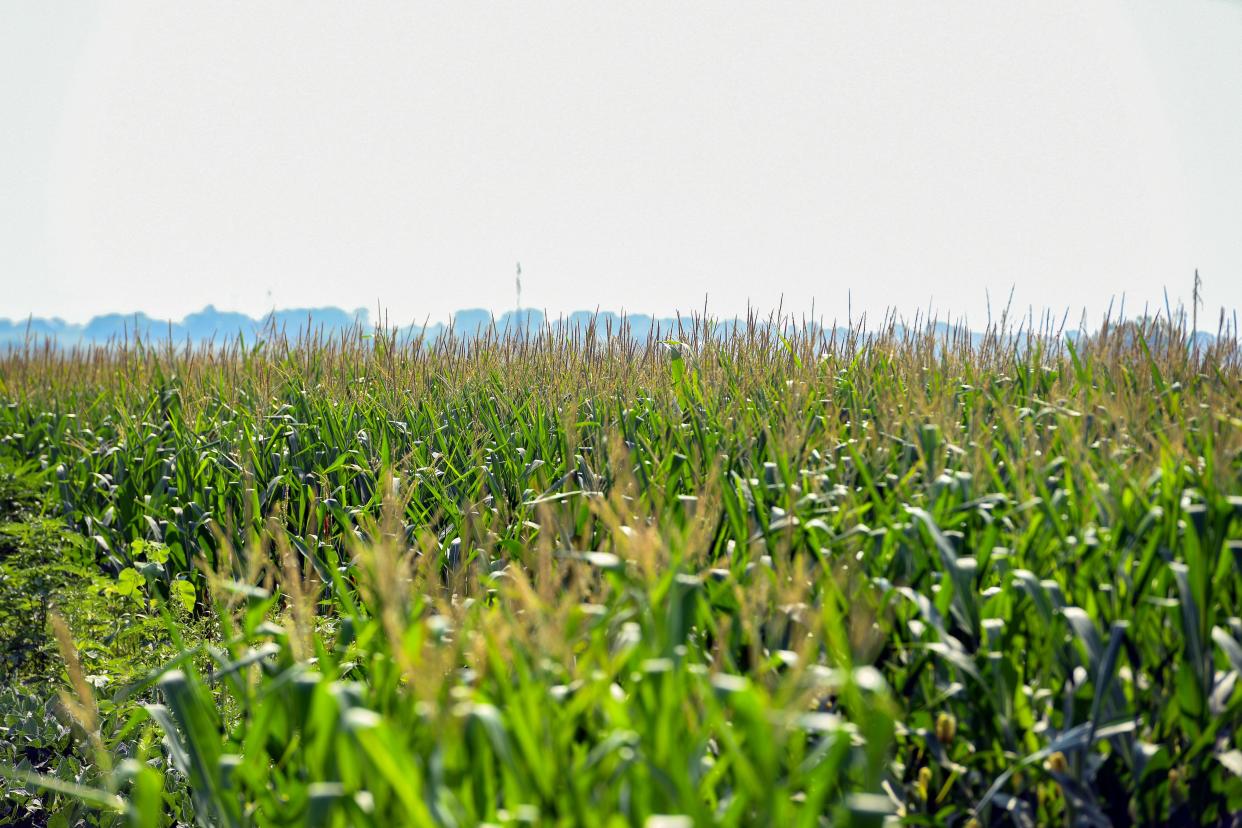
(1, 312, 1241, 826)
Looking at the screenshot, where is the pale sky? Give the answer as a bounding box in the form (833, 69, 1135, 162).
(3, 2, 1241, 328)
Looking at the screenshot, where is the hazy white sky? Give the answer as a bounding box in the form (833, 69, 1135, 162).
(3, 2, 1241, 327)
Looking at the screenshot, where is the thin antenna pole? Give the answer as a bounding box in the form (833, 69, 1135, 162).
(515, 262, 523, 313)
